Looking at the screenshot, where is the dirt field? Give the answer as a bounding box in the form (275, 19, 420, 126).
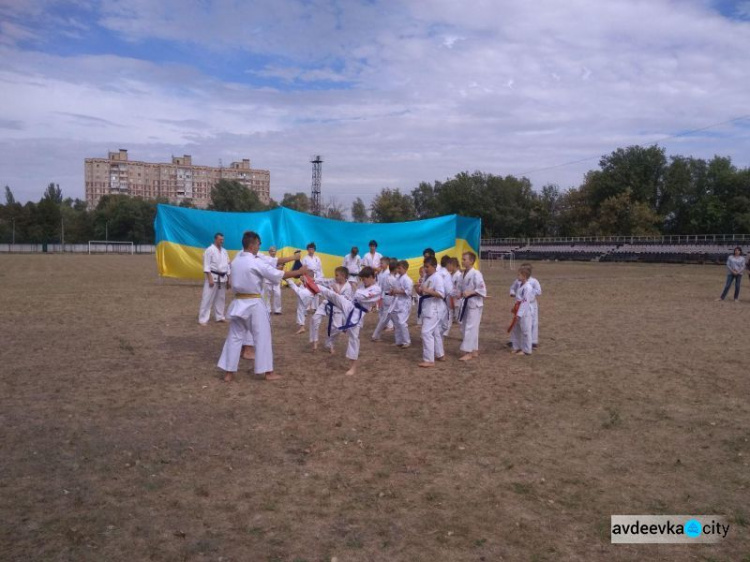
(1, 255, 748, 561)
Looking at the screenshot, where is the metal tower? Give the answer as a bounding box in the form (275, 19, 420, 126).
(310, 155, 323, 215)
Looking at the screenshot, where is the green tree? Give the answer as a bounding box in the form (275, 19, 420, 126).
(5, 185, 15, 205)
(280, 192, 311, 213)
(209, 179, 265, 212)
(351, 197, 369, 222)
(411, 181, 439, 219)
(323, 198, 346, 221)
(370, 188, 415, 223)
(43, 182, 63, 205)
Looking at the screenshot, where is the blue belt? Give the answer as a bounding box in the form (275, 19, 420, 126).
(328, 301, 369, 335)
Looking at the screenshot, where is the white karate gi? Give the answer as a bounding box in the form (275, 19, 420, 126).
(263, 275, 282, 314)
(528, 276, 542, 345)
(362, 251, 382, 270)
(419, 272, 446, 362)
(438, 268, 454, 337)
(318, 283, 382, 360)
(511, 281, 534, 354)
(217, 252, 284, 374)
(342, 253, 362, 284)
(387, 273, 413, 346)
(310, 280, 353, 345)
(372, 270, 395, 340)
(198, 243, 230, 324)
(459, 268, 487, 354)
(302, 253, 323, 309)
(287, 280, 314, 326)
(452, 270, 463, 323)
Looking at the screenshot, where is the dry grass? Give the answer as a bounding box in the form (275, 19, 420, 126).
(0, 255, 748, 561)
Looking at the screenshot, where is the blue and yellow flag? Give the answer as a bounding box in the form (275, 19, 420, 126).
(154, 204, 481, 281)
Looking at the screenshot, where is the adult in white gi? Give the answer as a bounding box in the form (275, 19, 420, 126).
(458, 252, 487, 361)
(342, 247, 362, 287)
(199, 233, 230, 325)
(217, 231, 309, 382)
(362, 240, 382, 271)
(263, 246, 283, 315)
(417, 257, 446, 367)
(309, 266, 382, 376)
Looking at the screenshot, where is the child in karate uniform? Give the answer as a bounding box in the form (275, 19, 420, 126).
(287, 278, 314, 334)
(310, 266, 353, 352)
(372, 258, 397, 341)
(438, 255, 454, 337)
(450, 257, 463, 323)
(387, 260, 413, 348)
(510, 264, 534, 356)
(306, 266, 382, 376)
(458, 251, 487, 361)
(417, 256, 446, 368)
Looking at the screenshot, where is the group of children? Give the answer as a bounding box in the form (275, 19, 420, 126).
(277, 243, 544, 376)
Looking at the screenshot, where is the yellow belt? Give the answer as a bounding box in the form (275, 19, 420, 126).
(235, 293, 261, 299)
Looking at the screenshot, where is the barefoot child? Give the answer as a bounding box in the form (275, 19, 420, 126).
(438, 255, 454, 337)
(372, 258, 395, 341)
(450, 257, 462, 323)
(510, 264, 534, 356)
(287, 278, 315, 334)
(458, 251, 486, 361)
(306, 266, 382, 376)
(417, 256, 446, 367)
(310, 266, 353, 352)
(387, 260, 413, 348)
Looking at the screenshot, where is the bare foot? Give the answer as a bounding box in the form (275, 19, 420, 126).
(223, 372, 235, 382)
(345, 367, 356, 376)
(372, 338, 382, 342)
(295, 326, 306, 334)
(264, 372, 283, 381)
(418, 362, 435, 368)
(436, 355, 446, 362)
(459, 353, 473, 361)
(472, 351, 480, 357)
(329, 346, 335, 355)
(241, 346, 255, 360)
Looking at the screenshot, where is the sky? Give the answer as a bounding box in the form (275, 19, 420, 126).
(1, 0, 750, 211)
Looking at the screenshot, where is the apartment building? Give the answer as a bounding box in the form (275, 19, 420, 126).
(84, 149, 271, 209)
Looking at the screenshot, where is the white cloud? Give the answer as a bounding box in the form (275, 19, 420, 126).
(1, 0, 750, 208)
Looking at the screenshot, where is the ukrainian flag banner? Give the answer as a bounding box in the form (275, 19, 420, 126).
(155, 204, 481, 281)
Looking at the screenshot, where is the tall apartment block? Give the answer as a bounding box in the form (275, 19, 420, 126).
(84, 149, 271, 209)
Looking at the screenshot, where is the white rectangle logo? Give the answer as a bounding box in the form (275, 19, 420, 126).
(611, 515, 730, 544)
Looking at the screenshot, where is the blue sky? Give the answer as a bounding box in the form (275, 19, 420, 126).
(1, 0, 750, 211)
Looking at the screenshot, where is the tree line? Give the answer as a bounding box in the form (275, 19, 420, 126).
(1, 145, 749, 244)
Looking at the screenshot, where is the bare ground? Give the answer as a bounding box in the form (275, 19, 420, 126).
(0, 255, 748, 562)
